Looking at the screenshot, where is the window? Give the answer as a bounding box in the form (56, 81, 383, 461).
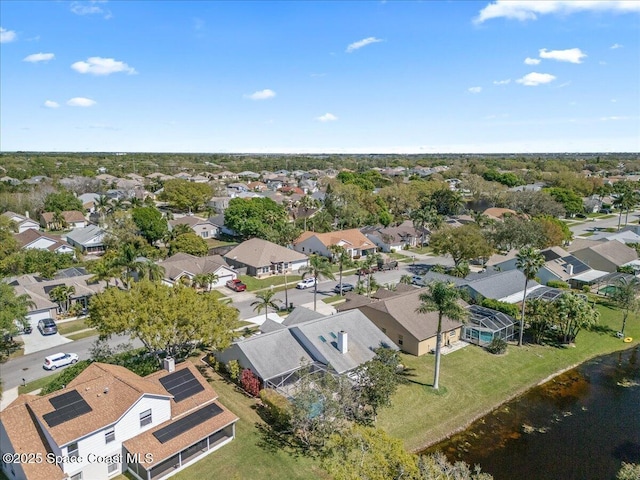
(71, 473, 82, 480)
(67, 442, 79, 458)
(107, 461, 119, 475)
(140, 409, 152, 427)
(397, 334, 404, 346)
(202, 231, 209, 238)
(105, 428, 115, 444)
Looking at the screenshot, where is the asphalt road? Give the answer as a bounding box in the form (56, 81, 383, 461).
(569, 211, 640, 236)
(0, 333, 141, 390)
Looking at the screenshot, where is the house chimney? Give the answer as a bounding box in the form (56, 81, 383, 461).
(566, 264, 574, 275)
(163, 357, 175, 372)
(337, 331, 348, 354)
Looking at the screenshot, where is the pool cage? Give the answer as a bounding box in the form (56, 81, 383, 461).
(263, 361, 341, 399)
(525, 286, 567, 302)
(462, 305, 515, 347)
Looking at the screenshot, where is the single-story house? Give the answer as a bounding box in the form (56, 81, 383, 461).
(217, 309, 397, 391)
(363, 220, 425, 252)
(65, 224, 107, 254)
(293, 228, 377, 259)
(0, 361, 238, 480)
(157, 253, 237, 289)
(14, 229, 76, 256)
(2, 211, 39, 233)
(40, 210, 88, 230)
(169, 215, 220, 240)
(570, 239, 638, 273)
(223, 238, 309, 277)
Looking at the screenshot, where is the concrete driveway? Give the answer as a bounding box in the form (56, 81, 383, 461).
(20, 331, 73, 355)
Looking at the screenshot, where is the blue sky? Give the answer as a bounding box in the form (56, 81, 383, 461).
(1, 1, 639, 154)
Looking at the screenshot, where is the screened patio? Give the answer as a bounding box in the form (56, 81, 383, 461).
(462, 305, 515, 347)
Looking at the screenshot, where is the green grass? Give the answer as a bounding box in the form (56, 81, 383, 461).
(205, 239, 238, 248)
(18, 371, 63, 395)
(57, 319, 88, 335)
(580, 232, 595, 237)
(322, 294, 345, 304)
(239, 274, 303, 291)
(169, 361, 330, 480)
(206, 289, 227, 301)
(378, 301, 640, 453)
(66, 329, 98, 341)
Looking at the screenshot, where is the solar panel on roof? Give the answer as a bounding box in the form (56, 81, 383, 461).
(152, 403, 223, 444)
(159, 368, 205, 402)
(543, 250, 561, 262)
(43, 390, 92, 428)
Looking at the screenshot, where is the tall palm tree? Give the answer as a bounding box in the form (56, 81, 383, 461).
(115, 243, 141, 289)
(135, 260, 165, 283)
(193, 272, 219, 292)
(416, 281, 467, 390)
(251, 290, 281, 322)
(329, 244, 354, 296)
(88, 257, 119, 287)
(515, 246, 546, 346)
(360, 253, 382, 297)
(49, 285, 75, 313)
(299, 254, 335, 311)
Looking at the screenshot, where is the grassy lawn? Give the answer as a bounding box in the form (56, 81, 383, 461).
(322, 294, 345, 304)
(18, 371, 62, 394)
(169, 361, 330, 480)
(239, 274, 302, 291)
(206, 289, 227, 301)
(66, 329, 97, 341)
(378, 301, 640, 453)
(206, 239, 238, 249)
(57, 319, 88, 335)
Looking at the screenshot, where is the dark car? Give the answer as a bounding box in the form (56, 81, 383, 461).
(38, 318, 58, 336)
(334, 283, 355, 293)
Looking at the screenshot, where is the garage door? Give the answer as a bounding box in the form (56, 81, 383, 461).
(27, 310, 54, 329)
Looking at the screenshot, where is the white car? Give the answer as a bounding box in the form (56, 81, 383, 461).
(43, 352, 79, 370)
(296, 277, 317, 289)
(411, 275, 425, 286)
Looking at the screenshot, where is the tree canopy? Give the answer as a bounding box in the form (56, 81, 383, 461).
(131, 206, 168, 245)
(87, 280, 238, 361)
(159, 179, 214, 212)
(43, 190, 83, 212)
(429, 225, 493, 267)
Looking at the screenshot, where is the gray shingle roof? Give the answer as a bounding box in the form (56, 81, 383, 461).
(281, 306, 325, 326)
(466, 269, 536, 300)
(65, 224, 105, 246)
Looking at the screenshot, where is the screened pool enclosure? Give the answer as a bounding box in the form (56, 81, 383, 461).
(462, 305, 516, 347)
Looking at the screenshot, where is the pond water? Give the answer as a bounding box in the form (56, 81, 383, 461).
(423, 347, 640, 480)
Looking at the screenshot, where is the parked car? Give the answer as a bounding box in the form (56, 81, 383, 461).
(13, 320, 32, 335)
(334, 283, 355, 293)
(38, 318, 58, 336)
(411, 275, 424, 286)
(226, 279, 247, 292)
(296, 277, 317, 289)
(43, 352, 78, 370)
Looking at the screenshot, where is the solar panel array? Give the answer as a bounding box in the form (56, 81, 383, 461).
(43, 390, 93, 428)
(159, 368, 205, 402)
(152, 403, 223, 444)
(563, 255, 590, 275)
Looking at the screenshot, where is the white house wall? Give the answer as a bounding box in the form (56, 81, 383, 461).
(294, 237, 330, 258)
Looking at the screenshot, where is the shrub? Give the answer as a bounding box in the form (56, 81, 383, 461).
(240, 368, 261, 397)
(547, 280, 570, 289)
(480, 298, 520, 318)
(227, 359, 241, 381)
(582, 285, 591, 293)
(486, 337, 508, 355)
(41, 360, 92, 395)
(259, 388, 291, 429)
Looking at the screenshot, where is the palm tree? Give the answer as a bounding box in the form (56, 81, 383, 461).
(251, 290, 281, 322)
(515, 246, 546, 346)
(115, 243, 141, 289)
(135, 260, 165, 283)
(95, 195, 112, 226)
(299, 254, 335, 311)
(416, 281, 467, 390)
(88, 257, 119, 287)
(329, 244, 354, 296)
(611, 276, 640, 336)
(399, 274, 413, 285)
(193, 272, 219, 292)
(49, 285, 75, 313)
(52, 211, 66, 231)
(360, 253, 382, 297)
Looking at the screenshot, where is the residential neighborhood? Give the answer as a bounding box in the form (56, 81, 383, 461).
(1, 152, 640, 480)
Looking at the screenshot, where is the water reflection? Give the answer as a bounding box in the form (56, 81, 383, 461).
(423, 347, 640, 480)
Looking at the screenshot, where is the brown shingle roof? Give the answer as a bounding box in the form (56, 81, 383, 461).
(40, 210, 86, 224)
(0, 398, 65, 480)
(224, 238, 308, 268)
(294, 228, 375, 250)
(158, 253, 230, 281)
(14, 229, 73, 252)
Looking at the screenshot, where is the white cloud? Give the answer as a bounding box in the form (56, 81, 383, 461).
(516, 72, 556, 86)
(493, 79, 511, 85)
(67, 97, 96, 107)
(316, 113, 338, 122)
(244, 89, 276, 100)
(468, 86, 482, 94)
(70, 1, 112, 19)
(474, 1, 640, 24)
(71, 57, 136, 75)
(539, 48, 586, 64)
(600, 116, 631, 121)
(23, 52, 55, 63)
(0, 27, 17, 43)
(610, 43, 623, 49)
(43, 100, 60, 108)
(346, 37, 383, 53)
(524, 57, 540, 65)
